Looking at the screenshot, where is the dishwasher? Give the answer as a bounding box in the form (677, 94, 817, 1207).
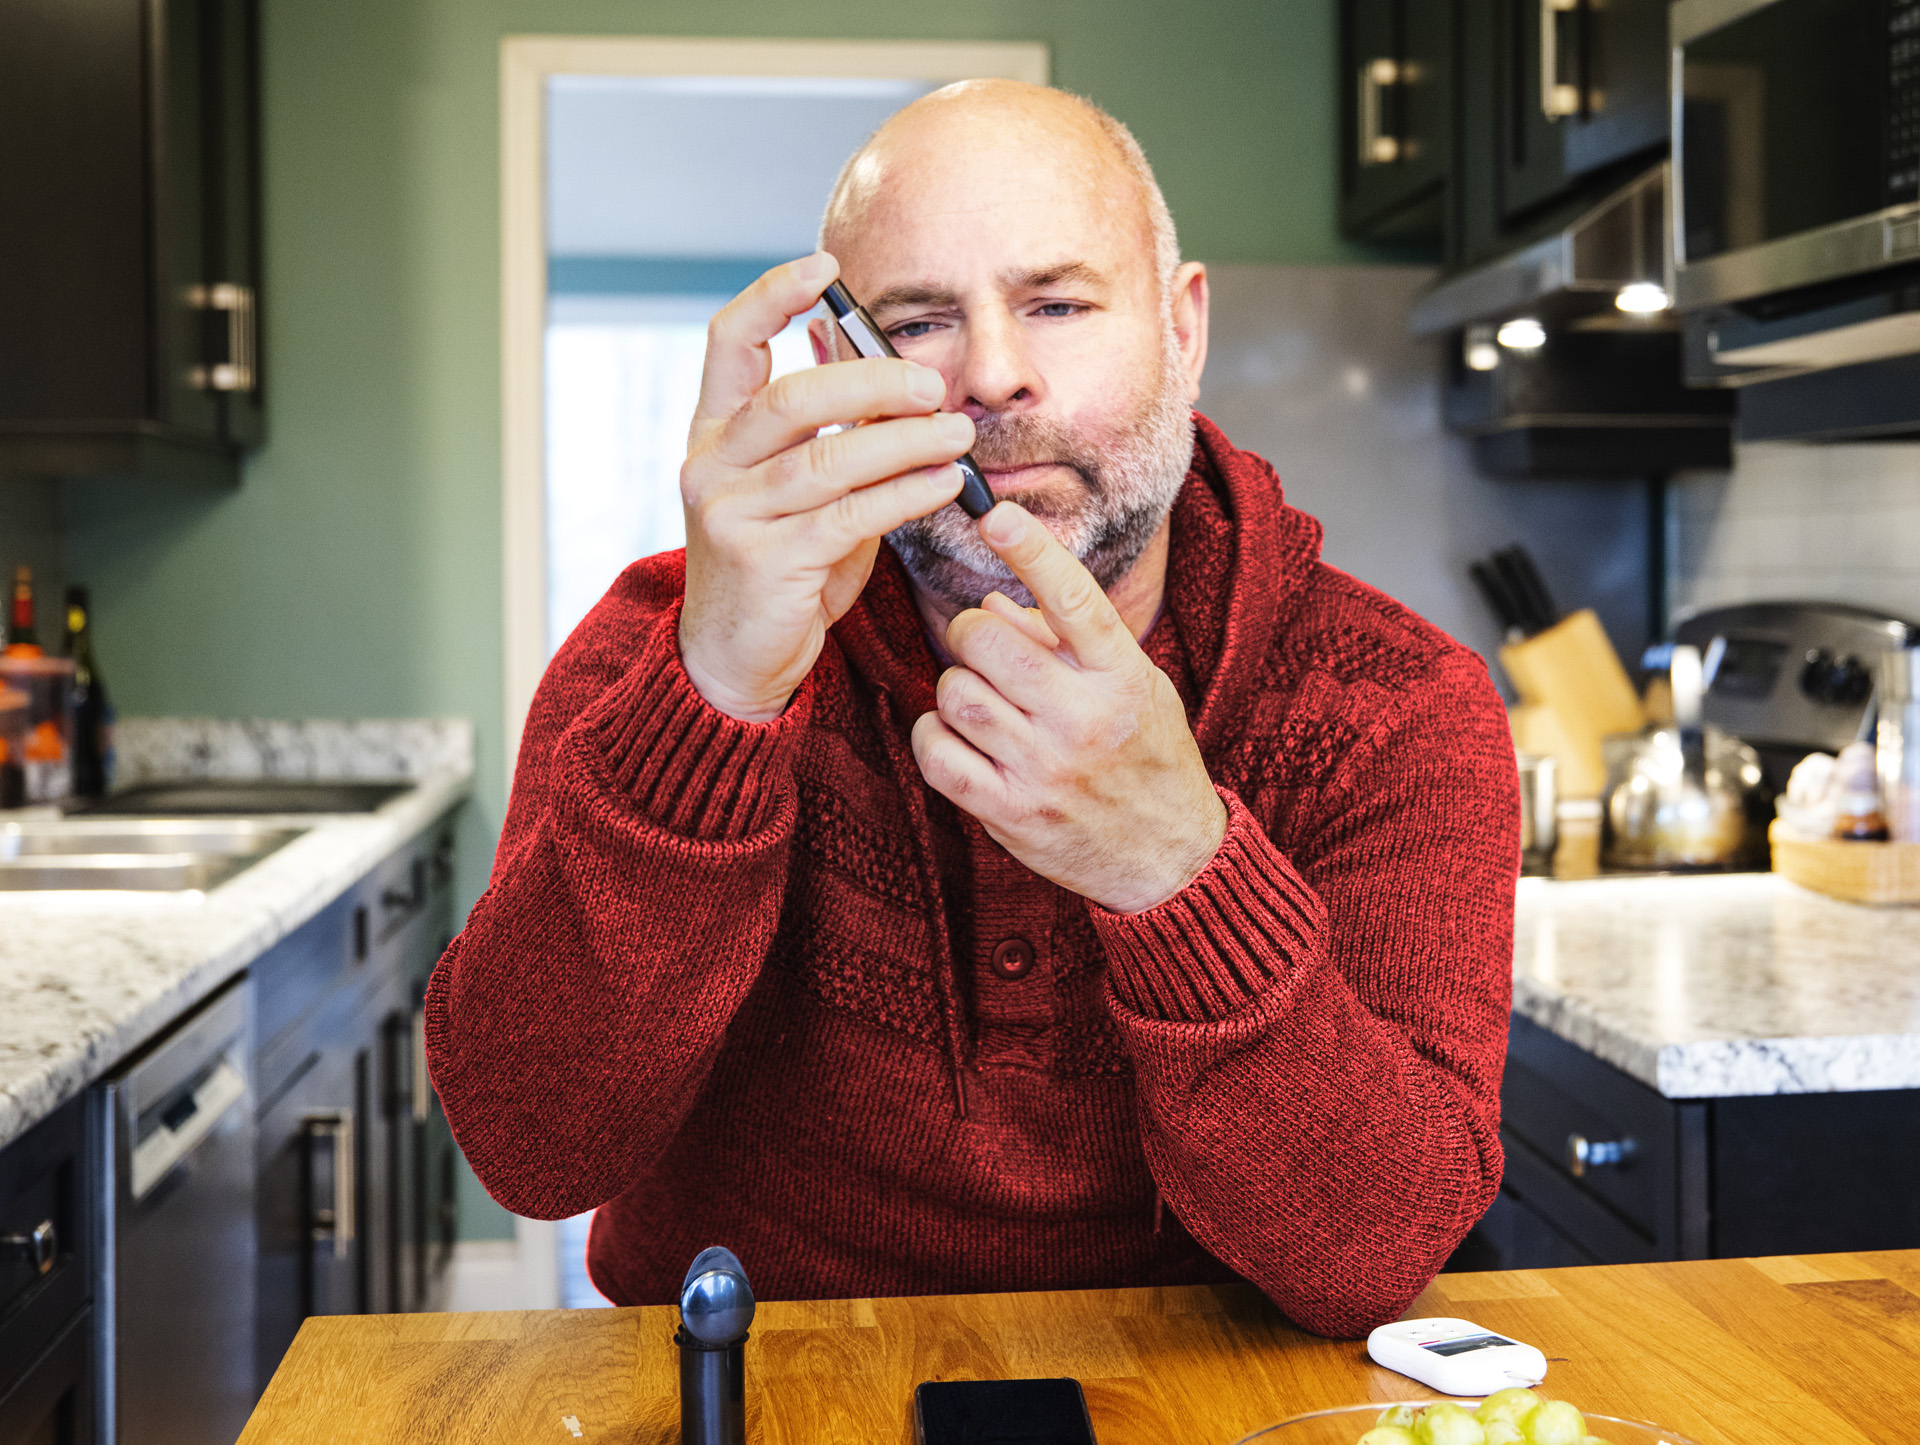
(94, 978, 257, 1445)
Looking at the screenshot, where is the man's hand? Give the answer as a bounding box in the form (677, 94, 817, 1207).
(680, 253, 975, 722)
(910, 503, 1228, 914)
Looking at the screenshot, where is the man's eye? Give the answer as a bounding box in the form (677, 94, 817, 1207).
(889, 320, 941, 340)
(1033, 302, 1084, 318)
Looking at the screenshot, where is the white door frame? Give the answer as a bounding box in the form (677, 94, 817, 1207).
(499, 36, 1051, 800)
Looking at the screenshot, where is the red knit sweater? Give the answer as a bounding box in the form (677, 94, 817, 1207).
(427, 415, 1518, 1338)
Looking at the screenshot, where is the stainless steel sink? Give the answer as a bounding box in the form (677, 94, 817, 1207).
(0, 819, 303, 858)
(0, 819, 307, 891)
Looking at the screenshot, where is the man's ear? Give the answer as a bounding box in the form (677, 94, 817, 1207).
(1170, 262, 1209, 403)
(807, 316, 839, 366)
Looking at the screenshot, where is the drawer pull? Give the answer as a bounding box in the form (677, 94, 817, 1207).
(2, 1219, 56, 1274)
(1567, 1133, 1637, 1177)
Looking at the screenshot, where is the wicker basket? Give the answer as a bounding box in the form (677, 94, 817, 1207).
(1770, 820, 1920, 905)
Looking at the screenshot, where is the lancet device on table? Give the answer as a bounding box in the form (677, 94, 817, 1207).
(821, 280, 996, 519)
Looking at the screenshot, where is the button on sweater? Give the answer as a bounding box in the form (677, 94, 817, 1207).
(426, 414, 1520, 1338)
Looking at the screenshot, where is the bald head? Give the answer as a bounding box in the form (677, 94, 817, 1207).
(805, 79, 1206, 615)
(820, 80, 1179, 303)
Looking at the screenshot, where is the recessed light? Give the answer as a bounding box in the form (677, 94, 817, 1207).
(1496, 318, 1547, 351)
(1615, 282, 1671, 314)
(1464, 325, 1499, 371)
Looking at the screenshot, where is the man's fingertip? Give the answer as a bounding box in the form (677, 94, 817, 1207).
(979, 501, 1026, 546)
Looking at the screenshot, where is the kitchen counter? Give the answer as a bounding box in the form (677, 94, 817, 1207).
(1513, 872, 1920, 1098)
(0, 718, 473, 1152)
(236, 1251, 1920, 1445)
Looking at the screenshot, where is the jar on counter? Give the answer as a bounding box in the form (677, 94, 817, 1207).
(0, 655, 74, 805)
(1879, 648, 1920, 844)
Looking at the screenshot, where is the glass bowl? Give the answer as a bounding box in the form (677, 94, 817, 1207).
(1233, 1402, 1703, 1445)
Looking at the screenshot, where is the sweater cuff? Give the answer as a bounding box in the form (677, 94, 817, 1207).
(1092, 788, 1327, 1023)
(584, 603, 811, 840)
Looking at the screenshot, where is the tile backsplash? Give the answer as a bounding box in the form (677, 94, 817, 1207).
(1672, 442, 1920, 625)
(1200, 264, 1655, 684)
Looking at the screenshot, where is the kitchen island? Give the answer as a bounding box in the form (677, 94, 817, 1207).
(236, 1251, 1920, 1445)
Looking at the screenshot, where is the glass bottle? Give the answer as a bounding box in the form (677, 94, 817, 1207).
(65, 586, 112, 799)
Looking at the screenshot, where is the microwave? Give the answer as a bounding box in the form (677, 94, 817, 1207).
(1670, 0, 1920, 377)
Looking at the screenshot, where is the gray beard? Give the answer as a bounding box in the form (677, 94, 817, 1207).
(885, 333, 1196, 611)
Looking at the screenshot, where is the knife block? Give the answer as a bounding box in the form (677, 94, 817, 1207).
(1502, 609, 1645, 798)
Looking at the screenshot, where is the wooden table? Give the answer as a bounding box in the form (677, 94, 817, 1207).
(238, 1252, 1920, 1445)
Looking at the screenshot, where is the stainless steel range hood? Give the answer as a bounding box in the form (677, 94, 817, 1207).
(1410, 164, 1671, 337)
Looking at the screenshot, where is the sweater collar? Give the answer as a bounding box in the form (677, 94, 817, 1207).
(832, 411, 1323, 753)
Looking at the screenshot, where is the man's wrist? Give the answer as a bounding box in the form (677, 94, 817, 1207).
(1094, 792, 1229, 915)
(677, 632, 792, 724)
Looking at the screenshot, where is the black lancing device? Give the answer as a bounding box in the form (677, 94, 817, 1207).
(821, 280, 996, 519)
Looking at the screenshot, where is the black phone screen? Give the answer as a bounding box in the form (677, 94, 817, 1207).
(913, 1378, 1098, 1445)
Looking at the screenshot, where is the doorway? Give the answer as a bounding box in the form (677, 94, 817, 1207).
(491, 34, 1049, 1309)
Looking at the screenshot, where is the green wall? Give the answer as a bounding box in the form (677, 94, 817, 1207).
(61, 0, 1364, 1237)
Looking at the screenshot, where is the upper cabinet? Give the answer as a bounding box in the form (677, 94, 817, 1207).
(1495, 0, 1672, 221)
(1342, 0, 1671, 263)
(0, 0, 262, 485)
(1340, 0, 1454, 242)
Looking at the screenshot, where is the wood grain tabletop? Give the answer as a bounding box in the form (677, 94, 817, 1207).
(237, 1251, 1920, 1445)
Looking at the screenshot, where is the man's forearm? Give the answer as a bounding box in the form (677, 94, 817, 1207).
(1092, 789, 1512, 1338)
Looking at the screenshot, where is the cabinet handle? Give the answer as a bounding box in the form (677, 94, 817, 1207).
(1566, 1132, 1637, 1177)
(186, 282, 257, 393)
(411, 1008, 431, 1124)
(1358, 57, 1406, 165)
(1, 1219, 56, 1274)
(306, 1109, 355, 1258)
(1539, 0, 1583, 120)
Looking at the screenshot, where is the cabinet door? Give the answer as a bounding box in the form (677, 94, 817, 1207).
(0, 0, 149, 427)
(1499, 0, 1669, 220)
(1340, 0, 1452, 241)
(150, 0, 223, 443)
(254, 991, 363, 1393)
(206, 0, 263, 447)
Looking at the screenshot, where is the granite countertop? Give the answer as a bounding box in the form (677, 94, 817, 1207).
(0, 718, 474, 1153)
(1513, 871, 1920, 1099)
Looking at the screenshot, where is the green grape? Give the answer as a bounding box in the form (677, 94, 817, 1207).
(1483, 1419, 1525, 1445)
(1414, 1401, 1487, 1445)
(1358, 1427, 1418, 1445)
(1378, 1407, 1421, 1430)
(1523, 1400, 1588, 1445)
(1475, 1389, 1542, 1429)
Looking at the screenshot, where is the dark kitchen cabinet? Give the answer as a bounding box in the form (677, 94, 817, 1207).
(1342, 0, 1671, 265)
(1340, 0, 1453, 242)
(1451, 1015, 1920, 1271)
(253, 815, 458, 1393)
(0, 1097, 93, 1445)
(0, 0, 262, 484)
(1494, 0, 1671, 222)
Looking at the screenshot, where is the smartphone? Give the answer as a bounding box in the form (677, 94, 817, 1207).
(820, 280, 996, 518)
(912, 1378, 1099, 1445)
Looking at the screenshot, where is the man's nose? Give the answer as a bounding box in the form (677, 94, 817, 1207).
(954, 307, 1043, 420)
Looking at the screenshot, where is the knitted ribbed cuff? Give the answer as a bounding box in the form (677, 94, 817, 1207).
(1092, 789, 1327, 1023)
(586, 605, 811, 840)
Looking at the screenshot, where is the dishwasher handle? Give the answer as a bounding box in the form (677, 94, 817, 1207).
(305, 1110, 355, 1259)
(129, 1058, 249, 1201)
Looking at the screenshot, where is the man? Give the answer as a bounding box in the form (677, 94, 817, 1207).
(428, 80, 1518, 1338)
